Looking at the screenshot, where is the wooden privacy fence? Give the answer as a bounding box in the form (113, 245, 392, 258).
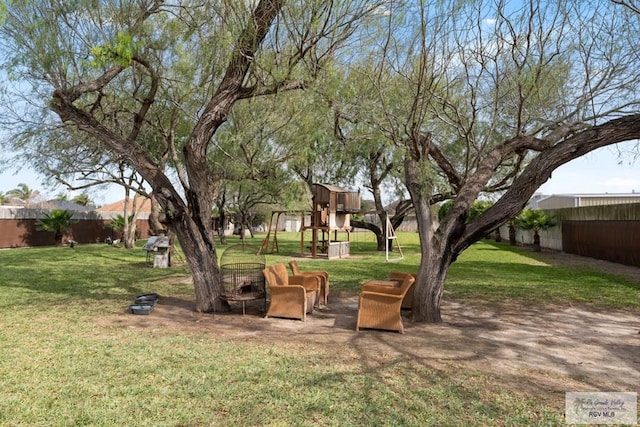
(0, 206, 152, 248)
(0, 218, 150, 248)
(562, 220, 640, 268)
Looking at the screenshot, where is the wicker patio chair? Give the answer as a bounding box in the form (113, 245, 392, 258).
(288, 260, 330, 305)
(262, 264, 320, 321)
(356, 273, 416, 333)
(388, 272, 416, 310)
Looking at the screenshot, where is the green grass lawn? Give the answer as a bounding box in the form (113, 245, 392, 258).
(0, 233, 638, 426)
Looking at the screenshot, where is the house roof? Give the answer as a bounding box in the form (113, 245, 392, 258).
(541, 193, 640, 198)
(36, 200, 94, 211)
(97, 197, 152, 213)
(531, 192, 640, 209)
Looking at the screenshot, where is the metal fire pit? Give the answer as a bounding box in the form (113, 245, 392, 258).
(219, 244, 266, 315)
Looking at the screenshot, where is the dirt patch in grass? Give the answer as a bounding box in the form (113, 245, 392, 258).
(105, 250, 640, 408)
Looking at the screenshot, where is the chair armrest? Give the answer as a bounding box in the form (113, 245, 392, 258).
(302, 270, 329, 279)
(361, 283, 403, 295)
(389, 272, 412, 282)
(360, 290, 404, 302)
(296, 271, 329, 281)
(289, 275, 320, 291)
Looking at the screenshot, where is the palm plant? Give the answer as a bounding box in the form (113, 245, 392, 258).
(71, 193, 93, 206)
(36, 209, 78, 246)
(7, 183, 39, 205)
(515, 209, 556, 252)
(109, 214, 134, 233)
(108, 214, 137, 246)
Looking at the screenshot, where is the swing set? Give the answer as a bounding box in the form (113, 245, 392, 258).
(260, 184, 403, 262)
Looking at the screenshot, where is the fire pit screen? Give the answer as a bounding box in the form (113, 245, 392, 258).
(219, 243, 266, 314)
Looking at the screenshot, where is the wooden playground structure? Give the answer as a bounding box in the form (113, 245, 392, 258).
(261, 184, 403, 261)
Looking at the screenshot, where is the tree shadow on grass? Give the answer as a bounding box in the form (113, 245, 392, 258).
(480, 240, 640, 286)
(448, 253, 640, 303)
(0, 254, 190, 307)
(105, 281, 640, 417)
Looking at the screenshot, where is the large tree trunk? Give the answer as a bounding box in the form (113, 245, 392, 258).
(404, 156, 449, 323)
(508, 222, 517, 245)
(532, 231, 541, 252)
(215, 192, 228, 245)
(122, 189, 139, 249)
(124, 220, 137, 249)
(165, 202, 221, 313)
(148, 194, 165, 235)
(47, 0, 284, 314)
(413, 248, 455, 323)
(371, 185, 388, 251)
(405, 116, 640, 324)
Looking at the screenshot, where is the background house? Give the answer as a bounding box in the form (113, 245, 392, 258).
(530, 192, 640, 209)
(97, 197, 152, 219)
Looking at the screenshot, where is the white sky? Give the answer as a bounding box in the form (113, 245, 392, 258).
(536, 141, 640, 195)
(0, 167, 125, 206)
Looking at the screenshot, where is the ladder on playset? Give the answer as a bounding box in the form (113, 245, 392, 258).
(385, 215, 403, 262)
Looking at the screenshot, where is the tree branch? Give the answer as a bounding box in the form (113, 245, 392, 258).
(53, 66, 124, 105)
(192, 0, 283, 142)
(237, 79, 305, 100)
(127, 55, 159, 141)
(460, 113, 640, 250)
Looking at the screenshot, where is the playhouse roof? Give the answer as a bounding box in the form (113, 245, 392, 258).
(314, 183, 354, 193)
